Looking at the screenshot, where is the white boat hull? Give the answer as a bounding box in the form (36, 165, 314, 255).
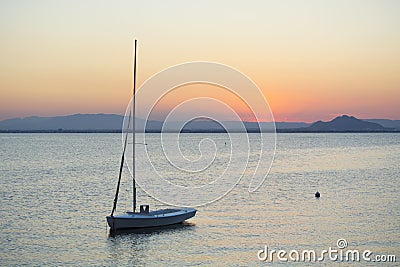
(106, 208, 196, 230)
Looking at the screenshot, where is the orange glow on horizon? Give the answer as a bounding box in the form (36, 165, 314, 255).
(0, 1, 399, 122)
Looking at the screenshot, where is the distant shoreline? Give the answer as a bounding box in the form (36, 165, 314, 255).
(1, 114, 399, 133)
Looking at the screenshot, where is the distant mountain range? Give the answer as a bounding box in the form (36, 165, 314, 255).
(0, 114, 124, 131)
(0, 114, 398, 132)
(290, 115, 392, 132)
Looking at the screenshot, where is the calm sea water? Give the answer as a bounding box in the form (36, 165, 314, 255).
(0, 133, 399, 266)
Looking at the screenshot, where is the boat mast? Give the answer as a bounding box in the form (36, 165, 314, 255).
(132, 39, 137, 213)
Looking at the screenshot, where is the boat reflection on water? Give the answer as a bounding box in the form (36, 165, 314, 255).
(107, 222, 196, 265)
(108, 221, 196, 237)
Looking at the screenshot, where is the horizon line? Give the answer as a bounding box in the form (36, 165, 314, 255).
(1, 112, 400, 124)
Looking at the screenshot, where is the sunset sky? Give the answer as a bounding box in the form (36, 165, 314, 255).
(0, 0, 399, 122)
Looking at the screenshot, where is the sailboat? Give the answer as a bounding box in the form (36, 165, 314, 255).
(106, 40, 196, 230)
